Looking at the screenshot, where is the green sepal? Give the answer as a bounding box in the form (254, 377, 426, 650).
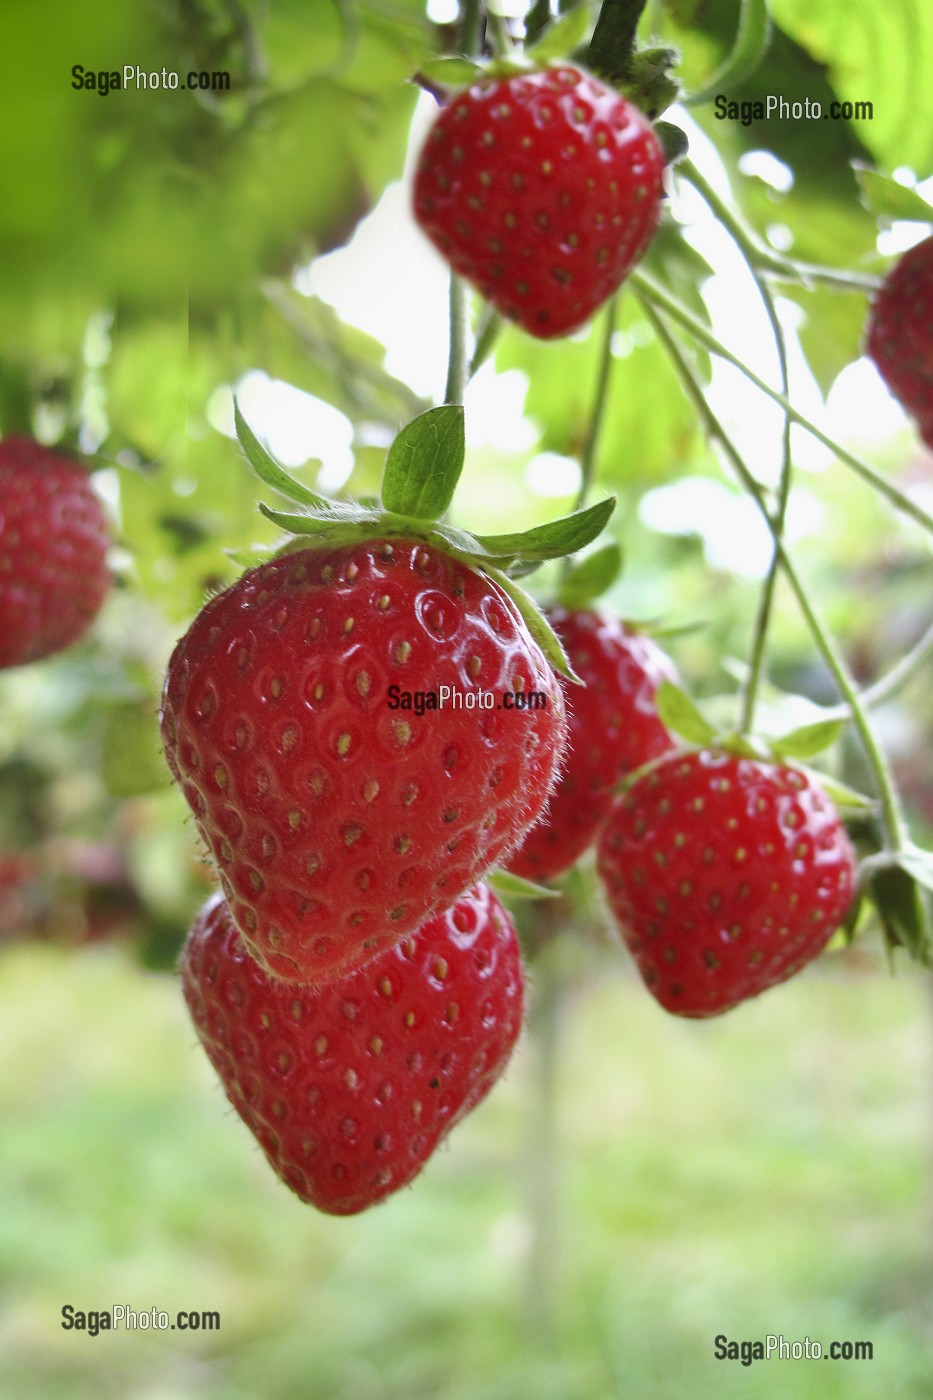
(473, 496, 615, 564)
(655, 681, 717, 747)
(487, 868, 561, 901)
(654, 120, 689, 166)
(419, 57, 485, 87)
(226, 545, 278, 569)
(889, 846, 933, 895)
(557, 541, 623, 609)
(234, 400, 330, 510)
(485, 566, 580, 684)
(771, 717, 847, 761)
(800, 769, 873, 811)
(866, 864, 931, 962)
(381, 405, 466, 521)
(618, 47, 681, 119)
(854, 166, 933, 224)
(684, 0, 771, 106)
(258, 501, 382, 532)
(525, 4, 592, 64)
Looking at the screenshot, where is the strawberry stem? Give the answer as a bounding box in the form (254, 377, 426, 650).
(683, 164, 794, 735)
(681, 163, 882, 293)
(638, 290, 910, 860)
(632, 268, 933, 536)
(821, 619, 933, 721)
(482, 3, 514, 56)
(575, 296, 619, 513)
(469, 309, 502, 378)
(444, 274, 469, 406)
(461, 0, 483, 54)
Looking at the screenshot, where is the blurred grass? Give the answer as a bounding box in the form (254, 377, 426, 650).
(0, 940, 930, 1400)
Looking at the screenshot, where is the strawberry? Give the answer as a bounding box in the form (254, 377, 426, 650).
(161, 538, 566, 985)
(865, 234, 933, 449)
(180, 883, 524, 1215)
(596, 749, 856, 1017)
(507, 610, 676, 881)
(0, 435, 111, 669)
(412, 65, 665, 339)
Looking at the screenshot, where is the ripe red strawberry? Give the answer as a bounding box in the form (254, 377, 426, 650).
(413, 65, 665, 339)
(597, 749, 856, 1017)
(180, 883, 524, 1215)
(865, 235, 933, 449)
(0, 435, 110, 668)
(508, 610, 676, 881)
(161, 538, 566, 985)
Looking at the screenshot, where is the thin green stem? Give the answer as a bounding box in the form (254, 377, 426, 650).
(822, 619, 933, 721)
(444, 275, 469, 406)
(684, 162, 794, 733)
(632, 269, 933, 536)
(469, 311, 503, 379)
(483, 3, 514, 54)
(576, 297, 618, 511)
(681, 162, 881, 293)
(461, 0, 483, 53)
(638, 290, 908, 851)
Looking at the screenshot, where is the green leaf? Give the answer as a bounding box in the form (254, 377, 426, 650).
(655, 681, 716, 746)
(487, 868, 561, 901)
(868, 865, 929, 960)
(558, 542, 624, 608)
(526, 4, 592, 63)
(234, 401, 331, 510)
(771, 717, 847, 761)
(486, 568, 579, 684)
(381, 406, 466, 521)
(525, 0, 553, 46)
(685, 0, 771, 105)
(892, 847, 933, 895)
(473, 496, 616, 563)
(854, 165, 933, 224)
(419, 58, 486, 86)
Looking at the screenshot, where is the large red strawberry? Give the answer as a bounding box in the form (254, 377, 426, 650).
(413, 65, 665, 339)
(161, 538, 566, 985)
(180, 883, 524, 1215)
(597, 749, 856, 1017)
(0, 435, 110, 668)
(508, 610, 676, 881)
(865, 235, 933, 448)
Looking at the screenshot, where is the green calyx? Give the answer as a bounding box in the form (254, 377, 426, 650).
(234, 401, 616, 683)
(637, 680, 872, 811)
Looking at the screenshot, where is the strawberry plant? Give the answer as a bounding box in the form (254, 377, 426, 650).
(2, 0, 933, 1386)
